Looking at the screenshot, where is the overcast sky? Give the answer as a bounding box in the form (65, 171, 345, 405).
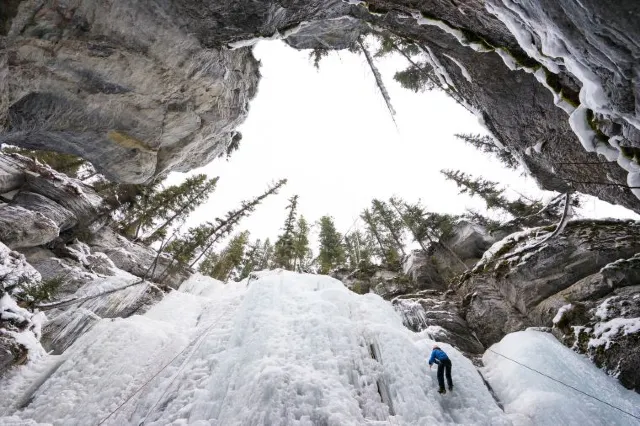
(165, 40, 638, 244)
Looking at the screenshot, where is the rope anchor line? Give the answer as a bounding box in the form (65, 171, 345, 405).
(487, 349, 640, 421)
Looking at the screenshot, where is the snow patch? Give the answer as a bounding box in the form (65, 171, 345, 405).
(552, 304, 573, 325)
(444, 54, 472, 83)
(589, 318, 640, 350)
(483, 330, 640, 425)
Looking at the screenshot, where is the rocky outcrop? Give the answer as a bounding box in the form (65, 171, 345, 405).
(461, 220, 640, 344)
(459, 219, 640, 391)
(0, 153, 107, 248)
(87, 227, 191, 289)
(393, 291, 485, 356)
(0, 204, 58, 248)
(543, 254, 640, 392)
(0, 242, 44, 373)
(2, 1, 639, 215)
(1, 0, 261, 183)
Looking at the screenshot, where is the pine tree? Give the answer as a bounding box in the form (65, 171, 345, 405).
(239, 238, 263, 280)
(292, 216, 311, 272)
(309, 48, 330, 69)
(360, 208, 399, 267)
(390, 197, 467, 270)
(164, 179, 286, 272)
(199, 231, 249, 281)
(373, 32, 421, 58)
(257, 238, 274, 270)
(317, 216, 345, 274)
(357, 36, 396, 127)
(454, 133, 518, 169)
(441, 170, 542, 218)
(344, 229, 374, 270)
(371, 199, 406, 256)
(197, 251, 220, 279)
(5, 147, 87, 179)
(118, 174, 219, 242)
(274, 195, 299, 270)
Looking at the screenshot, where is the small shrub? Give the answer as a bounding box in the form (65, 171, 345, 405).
(19, 276, 64, 305)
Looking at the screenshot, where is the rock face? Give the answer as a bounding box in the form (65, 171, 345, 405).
(458, 219, 640, 391)
(0, 154, 190, 373)
(344, 217, 640, 392)
(0, 204, 58, 248)
(2, 0, 640, 215)
(2, 0, 260, 183)
(88, 227, 191, 289)
(393, 292, 485, 356)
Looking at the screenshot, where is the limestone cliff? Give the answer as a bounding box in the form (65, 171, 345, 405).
(2, 0, 640, 214)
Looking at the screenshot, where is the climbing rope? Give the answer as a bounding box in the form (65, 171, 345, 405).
(487, 349, 640, 421)
(96, 317, 222, 425)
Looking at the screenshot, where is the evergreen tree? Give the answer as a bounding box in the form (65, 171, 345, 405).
(373, 33, 421, 58)
(257, 238, 274, 271)
(197, 251, 220, 279)
(317, 216, 345, 274)
(199, 231, 250, 281)
(292, 216, 311, 272)
(441, 170, 542, 218)
(360, 208, 400, 268)
(309, 48, 330, 69)
(454, 133, 518, 169)
(344, 229, 374, 270)
(164, 179, 286, 272)
(357, 36, 396, 127)
(390, 197, 467, 270)
(274, 195, 299, 270)
(239, 238, 263, 280)
(371, 199, 406, 256)
(5, 147, 87, 179)
(118, 174, 219, 242)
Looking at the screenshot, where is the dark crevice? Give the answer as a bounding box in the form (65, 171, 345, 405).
(0, 0, 22, 35)
(476, 369, 505, 411)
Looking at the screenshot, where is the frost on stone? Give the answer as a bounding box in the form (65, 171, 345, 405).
(552, 303, 573, 325)
(0, 242, 47, 365)
(473, 227, 548, 272)
(589, 318, 640, 350)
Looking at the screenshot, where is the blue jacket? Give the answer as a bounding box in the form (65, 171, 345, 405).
(428, 348, 449, 365)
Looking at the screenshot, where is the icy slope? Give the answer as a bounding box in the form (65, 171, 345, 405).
(1, 271, 508, 426)
(483, 330, 640, 426)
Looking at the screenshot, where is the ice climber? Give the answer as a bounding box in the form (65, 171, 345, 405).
(429, 344, 453, 394)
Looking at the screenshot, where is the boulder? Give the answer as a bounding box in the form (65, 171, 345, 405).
(12, 191, 77, 231)
(402, 251, 447, 291)
(0, 204, 59, 249)
(0, 155, 25, 194)
(443, 221, 495, 261)
(23, 171, 106, 226)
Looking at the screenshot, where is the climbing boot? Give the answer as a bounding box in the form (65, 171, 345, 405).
(438, 388, 446, 394)
(449, 385, 454, 392)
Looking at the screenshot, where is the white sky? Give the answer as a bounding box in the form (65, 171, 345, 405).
(165, 40, 638, 244)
